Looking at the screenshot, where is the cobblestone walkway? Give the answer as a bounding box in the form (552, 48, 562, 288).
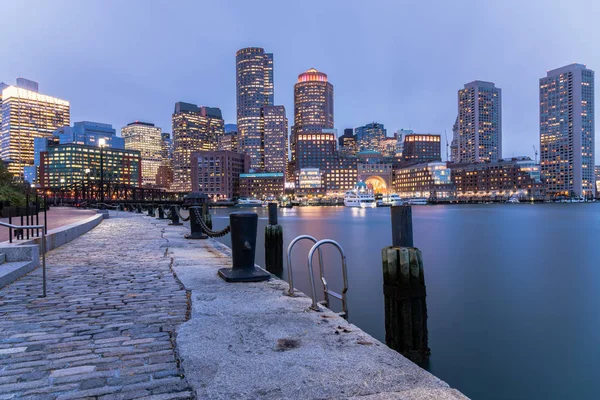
(0, 213, 192, 399)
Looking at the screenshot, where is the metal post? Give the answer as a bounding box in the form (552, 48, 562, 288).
(44, 192, 48, 234)
(100, 147, 105, 204)
(35, 195, 40, 237)
(265, 203, 283, 276)
(26, 192, 30, 240)
(218, 212, 270, 282)
(185, 206, 207, 239)
(268, 202, 278, 225)
(391, 206, 413, 247)
(42, 232, 46, 297)
(9, 214, 12, 243)
(169, 205, 182, 226)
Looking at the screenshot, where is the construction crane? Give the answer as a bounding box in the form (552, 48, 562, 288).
(444, 130, 449, 162)
(532, 145, 538, 164)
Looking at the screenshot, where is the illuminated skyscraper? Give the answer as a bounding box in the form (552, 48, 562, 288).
(171, 102, 224, 192)
(457, 81, 501, 163)
(540, 63, 595, 198)
(121, 121, 164, 186)
(0, 80, 70, 177)
(355, 122, 386, 152)
(263, 105, 288, 173)
(236, 47, 273, 170)
(291, 68, 334, 163)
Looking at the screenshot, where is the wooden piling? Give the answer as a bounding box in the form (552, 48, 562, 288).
(383, 206, 429, 365)
(264, 203, 283, 276)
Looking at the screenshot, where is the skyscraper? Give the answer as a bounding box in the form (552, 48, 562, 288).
(171, 102, 224, 192)
(55, 121, 124, 149)
(457, 81, 502, 163)
(291, 68, 334, 163)
(262, 105, 288, 173)
(355, 122, 386, 152)
(540, 63, 595, 198)
(236, 47, 273, 170)
(121, 121, 164, 186)
(0, 80, 70, 177)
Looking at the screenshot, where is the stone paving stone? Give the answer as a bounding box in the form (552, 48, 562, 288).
(0, 213, 192, 399)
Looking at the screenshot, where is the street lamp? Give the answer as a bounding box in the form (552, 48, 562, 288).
(60, 178, 66, 205)
(83, 168, 90, 203)
(99, 138, 107, 203)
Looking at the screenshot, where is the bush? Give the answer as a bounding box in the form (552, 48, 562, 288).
(0, 185, 26, 207)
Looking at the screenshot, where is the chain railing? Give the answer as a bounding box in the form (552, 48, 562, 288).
(175, 207, 190, 221)
(192, 207, 231, 238)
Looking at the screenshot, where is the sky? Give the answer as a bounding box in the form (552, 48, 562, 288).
(2, 0, 599, 161)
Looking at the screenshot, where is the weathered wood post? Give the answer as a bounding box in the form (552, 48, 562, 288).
(202, 202, 212, 230)
(264, 202, 283, 276)
(382, 205, 429, 365)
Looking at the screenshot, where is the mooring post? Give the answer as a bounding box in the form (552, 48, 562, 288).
(136, 204, 142, 213)
(185, 206, 208, 239)
(157, 205, 165, 219)
(218, 212, 270, 282)
(382, 205, 429, 365)
(264, 202, 283, 276)
(147, 204, 155, 217)
(169, 205, 182, 226)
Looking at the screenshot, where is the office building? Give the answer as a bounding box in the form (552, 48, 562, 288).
(325, 155, 358, 195)
(451, 157, 544, 200)
(355, 122, 386, 152)
(236, 47, 273, 170)
(291, 68, 334, 163)
(296, 168, 325, 196)
(540, 63, 595, 198)
(393, 161, 454, 200)
(595, 166, 600, 196)
(239, 172, 285, 199)
(0, 80, 70, 177)
(225, 123, 238, 133)
(450, 117, 459, 163)
(295, 129, 337, 171)
(55, 121, 124, 149)
(338, 128, 357, 155)
(395, 128, 414, 158)
(172, 102, 224, 192)
(457, 81, 502, 163)
(218, 131, 239, 153)
(190, 150, 250, 199)
(402, 134, 442, 163)
(121, 121, 163, 186)
(38, 144, 141, 192)
(380, 137, 398, 157)
(263, 105, 288, 173)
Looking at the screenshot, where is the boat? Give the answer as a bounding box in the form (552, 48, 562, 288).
(507, 195, 520, 204)
(405, 198, 428, 205)
(235, 197, 263, 207)
(377, 194, 403, 207)
(344, 182, 377, 208)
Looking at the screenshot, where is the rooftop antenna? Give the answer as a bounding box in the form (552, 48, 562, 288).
(532, 145, 538, 164)
(444, 130, 449, 162)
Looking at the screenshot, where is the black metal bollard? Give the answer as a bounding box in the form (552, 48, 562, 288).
(136, 204, 142, 213)
(169, 205, 182, 226)
(219, 212, 270, 282)
(147, 205, 155, 217)
(157, 206, 165, 219)
(264, 203, 283, 276)
(185, 206, 207, 239)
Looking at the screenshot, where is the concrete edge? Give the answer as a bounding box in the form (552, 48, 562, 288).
(0, 260, 38, 289)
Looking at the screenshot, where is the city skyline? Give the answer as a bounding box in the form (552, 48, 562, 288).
(3, 1, 599, 162)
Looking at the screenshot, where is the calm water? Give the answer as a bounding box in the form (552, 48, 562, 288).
(207, 204, 600, 400)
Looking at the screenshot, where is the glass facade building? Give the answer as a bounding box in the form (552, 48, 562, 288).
(0, 83, 70, 177)
(540, 63, 595, 198)
(172, 102, 224, 192)
(393, 161, 454, 200)
(236, 47, 274, 170)
(55, 121, 123, 149)
(355, 122, 386, 152)
(458, 81, 502, 163)
(39, 144, 141, 191)
(121, 121, 163, 186)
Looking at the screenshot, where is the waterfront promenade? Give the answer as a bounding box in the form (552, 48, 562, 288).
(0, 211, 465, 399)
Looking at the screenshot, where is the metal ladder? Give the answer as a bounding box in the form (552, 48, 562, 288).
(286, 235, 349, 319)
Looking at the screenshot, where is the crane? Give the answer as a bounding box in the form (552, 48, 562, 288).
(532, 145, 538, 164)
(444, 130, 449, 162)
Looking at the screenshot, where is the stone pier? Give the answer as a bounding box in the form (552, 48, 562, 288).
(0, 211, 467, 399)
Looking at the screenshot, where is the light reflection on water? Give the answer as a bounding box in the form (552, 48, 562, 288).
(207, 204, 600, 400)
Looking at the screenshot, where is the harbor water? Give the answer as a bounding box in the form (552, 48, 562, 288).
(208, 204, 600, 400)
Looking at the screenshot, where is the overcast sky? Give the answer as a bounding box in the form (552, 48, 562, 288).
(2, 0, 599, 160)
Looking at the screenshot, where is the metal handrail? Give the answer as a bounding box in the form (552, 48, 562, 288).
(286, 235, 323, 298)
(0, 221, 47, 297)
(308, 239, 349, 319)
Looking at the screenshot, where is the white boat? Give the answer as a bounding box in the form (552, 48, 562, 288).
(405, 198, 428, 205)
(235, 197, 263, 207)
(507, 195, 520, 204)
(344, 191, 377, 208)
(380, 194, 403, 206)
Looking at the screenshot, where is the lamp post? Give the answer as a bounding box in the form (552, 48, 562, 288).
(83, 168, 90, 204)
(99, 138, 106, 204)
(60, 177, 65, 205)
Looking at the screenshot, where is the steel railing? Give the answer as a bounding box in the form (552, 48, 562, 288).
(0, 221, 47, 297)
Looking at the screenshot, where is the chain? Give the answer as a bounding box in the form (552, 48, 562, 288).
(176, 207, 190, 221)
(193, 207, 231, 238)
